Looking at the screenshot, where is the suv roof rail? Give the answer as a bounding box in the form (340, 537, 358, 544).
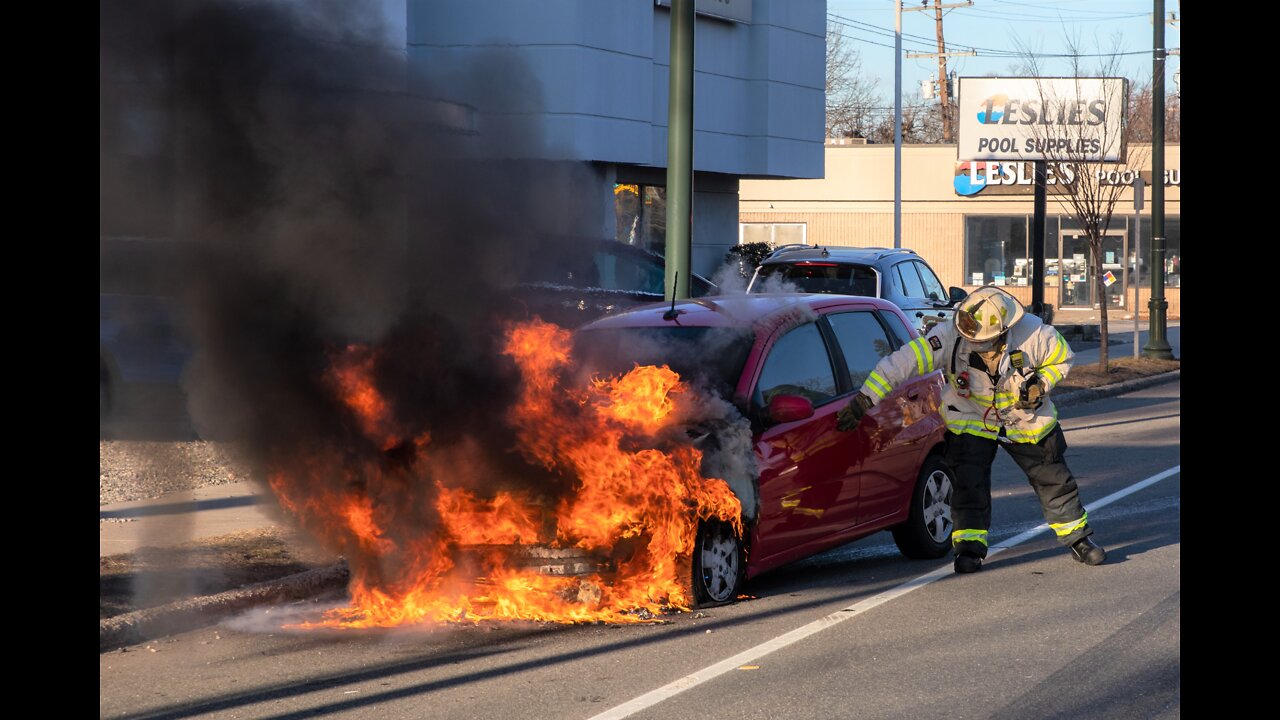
(767, 243, 829, 259)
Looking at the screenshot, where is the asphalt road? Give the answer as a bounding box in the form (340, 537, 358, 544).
(100, 380, 1180, 720)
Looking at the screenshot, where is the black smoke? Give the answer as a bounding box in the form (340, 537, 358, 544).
(101, 0, 597, 494)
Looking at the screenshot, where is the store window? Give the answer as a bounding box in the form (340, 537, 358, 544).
(739, 223, 806, 247)
(615, 184, 667, 256)
(1132, 216, 1180, 288)
(965, 216, 1028, 288)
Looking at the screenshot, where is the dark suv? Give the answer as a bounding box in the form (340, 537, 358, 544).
(747, 245, 964, 334)
(513, 237, 718, 327)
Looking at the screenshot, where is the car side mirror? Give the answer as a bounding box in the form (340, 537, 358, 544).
(767, 394, 815, 424)
(948, 286, 967, 306)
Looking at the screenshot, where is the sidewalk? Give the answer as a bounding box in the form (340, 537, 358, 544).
(100, 481, 281, 557)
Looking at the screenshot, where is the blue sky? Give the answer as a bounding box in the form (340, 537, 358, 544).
(828, 0, 1181, 105)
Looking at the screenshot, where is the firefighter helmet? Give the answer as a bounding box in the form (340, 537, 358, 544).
(954, 286, 1025, 342)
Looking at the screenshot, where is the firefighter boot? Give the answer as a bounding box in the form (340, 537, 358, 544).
(954, 552, 983, 574)
(1070, 537, 1106, 566)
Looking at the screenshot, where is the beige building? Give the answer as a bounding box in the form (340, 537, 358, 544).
(739, 142, 1180, 320)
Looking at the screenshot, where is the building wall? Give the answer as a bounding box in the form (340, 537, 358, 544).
(408, 0, 825, 277)
(407, 0, 823, 177)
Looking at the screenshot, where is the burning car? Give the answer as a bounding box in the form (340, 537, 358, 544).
(574, 293, 956, 606)
(262, 294, 953, 628)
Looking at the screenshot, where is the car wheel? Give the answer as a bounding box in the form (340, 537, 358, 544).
(690, 519, 744, 607)
(891, 454, 954, 559)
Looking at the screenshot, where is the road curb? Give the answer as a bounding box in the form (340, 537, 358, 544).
(1053, 369, 1181, 409)
(100, 562, 348, 652)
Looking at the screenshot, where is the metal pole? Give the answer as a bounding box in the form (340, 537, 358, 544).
(664, 0, 694, 299)
(1132, 177, 1143, 359)
(1032, 161, 1045, 318)
(893, 1, 902, 249)
(1143, 0, 1173, 358)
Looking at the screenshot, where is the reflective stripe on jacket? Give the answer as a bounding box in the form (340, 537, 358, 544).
(857, 314, 1073, 443)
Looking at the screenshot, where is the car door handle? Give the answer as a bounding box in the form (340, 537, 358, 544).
(915, 312, 924, 318)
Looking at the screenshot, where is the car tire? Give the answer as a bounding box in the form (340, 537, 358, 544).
(689, 519, 745, 608)
(891, 454, 954, 559)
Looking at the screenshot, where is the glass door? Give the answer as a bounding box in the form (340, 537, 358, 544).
(1060, 234, 1126, 308)
(1061, 235, 1093, 307)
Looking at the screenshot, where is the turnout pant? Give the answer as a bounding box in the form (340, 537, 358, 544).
(944, 424, 1092, 558)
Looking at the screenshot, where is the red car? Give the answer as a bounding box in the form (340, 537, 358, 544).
(575, 293, 955, 606)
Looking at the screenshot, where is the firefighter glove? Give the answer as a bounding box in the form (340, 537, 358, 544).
(837, 392, 874, 431)
(1015, 374, 1044, 409)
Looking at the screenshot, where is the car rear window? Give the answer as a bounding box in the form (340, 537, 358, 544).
(754, 263, 877, 297)
(573, 326, 755, 397)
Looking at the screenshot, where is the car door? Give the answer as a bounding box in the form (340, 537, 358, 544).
(748, 320, 860, 566)
(888, 260, 948, 334)
(912, 260, 955, 332)
(825, 307, 944, 527)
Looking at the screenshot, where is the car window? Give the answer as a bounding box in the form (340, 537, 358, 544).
(914, 261, 946, 302)
(754, 322, 838, 408)
(594, 250, 665, 295)
(877, 310, 912, 349)
(755, 263, 877, 297)
(826, 312, 897, 391)
(895, 262, 928, 299)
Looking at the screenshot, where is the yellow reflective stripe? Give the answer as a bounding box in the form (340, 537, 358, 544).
(920, 338, 935, 372)
(866, 371, 892, 396)
(1046, 333, 1068, 365)
(970, 393, 994, 403)
(1050, 512, 1089, 537)
(1041, 365, 1062, 385)
(994, 393, 1017, 408)
(951, 529, 989, 546)
(1005, 416, 1058, 444)
(946, 421, 999, 439)
(909, 339, 926, 374)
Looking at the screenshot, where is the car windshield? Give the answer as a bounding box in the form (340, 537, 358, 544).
(573, 325, 755, 398)
(754, 263, 878, 297)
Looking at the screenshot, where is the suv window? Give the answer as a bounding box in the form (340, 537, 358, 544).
(894, 261, 928, 299)
(754, 322, 838, 408)
(914, 260, 946, 303)
(826, 312, 897, 391)
(755, 263, 877, 297)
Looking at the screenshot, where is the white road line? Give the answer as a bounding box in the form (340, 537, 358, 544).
(587, 464, 1181, 720)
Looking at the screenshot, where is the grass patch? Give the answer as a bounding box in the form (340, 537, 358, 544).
(1057, 356, 1180, 392)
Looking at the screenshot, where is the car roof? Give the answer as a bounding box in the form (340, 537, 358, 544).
(578, 293, 903, 332)
(759, 245, 919, 266)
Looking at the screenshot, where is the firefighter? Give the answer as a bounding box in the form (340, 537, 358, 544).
(836, 286, 1105, 573)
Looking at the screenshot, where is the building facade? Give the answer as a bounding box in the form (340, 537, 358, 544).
(740, 141, 1181, 319)
(408, 0, 826, 276)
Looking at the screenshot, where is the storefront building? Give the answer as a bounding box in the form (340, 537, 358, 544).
(739, 141, 1180, 319)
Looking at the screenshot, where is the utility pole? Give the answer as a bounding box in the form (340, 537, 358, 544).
(933, 0, 952, 142)
(895, 1, 968, 247)
(905, 2, 973, 144)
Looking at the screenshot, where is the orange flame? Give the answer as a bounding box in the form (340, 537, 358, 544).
(267, 318, 742, 627)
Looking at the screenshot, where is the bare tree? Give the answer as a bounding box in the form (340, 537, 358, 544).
(868, 95, 944, 144)
(826, 22, 883, 139)
(1125, 77, 1180, 143)
(1014, 39, 1150, 371)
